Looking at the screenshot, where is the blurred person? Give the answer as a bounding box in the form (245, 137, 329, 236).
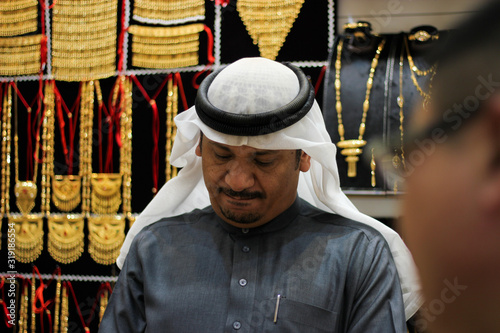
(401, 1, 500, 332)
(99, 57, 421, 332)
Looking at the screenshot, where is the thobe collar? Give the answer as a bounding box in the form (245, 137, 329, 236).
(216, 196, 302, 236)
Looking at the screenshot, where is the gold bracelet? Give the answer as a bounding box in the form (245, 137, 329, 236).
(54, 1, 116, 16)
(133, 41, 200, 56)
(128, 23, 204, 37)
(88, 215, 125, 265)
(132, 54, 199, 69)
(237, 0, 304, 60)
(0, 8, 37, 24)
(52, 47, 116, 59)
(0, 34, 42, 47)
(132, 34, 199, 46)
(0, 64, 41, 76)
(51, 29, 117, 42)
(0, 0, 37, 11)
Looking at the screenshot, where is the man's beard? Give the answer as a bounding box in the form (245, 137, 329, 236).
(217, 187, 265, 224)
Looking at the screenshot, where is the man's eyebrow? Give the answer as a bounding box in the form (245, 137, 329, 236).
(255, 151, 279, 156)
(208, 141, 231, 151)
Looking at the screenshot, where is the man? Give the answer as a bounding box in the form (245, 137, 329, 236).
(100, 58, 420, 332)
(401, 1, 500, 333)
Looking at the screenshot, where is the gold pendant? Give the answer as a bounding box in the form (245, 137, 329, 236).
(47, 214, 84, 264)
(9, 214, 44, 263)
(52, 175, 82, 212)
(14, 181, 37, 215)
(88, 215, 125, 265)
(91, 173, 122, 215)
(337, 139, 366, 178)
(237, 0, 305, 60)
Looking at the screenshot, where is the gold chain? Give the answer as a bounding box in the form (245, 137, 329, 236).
(99, 289, 109, 323)
(335, 37, 386, 178)
(60, 283, 69, 332)
(393, 43, 406, 193)
(80, 82, 95, 216)
(120, 76, 133, 217)
(1, 84, 12, 216)
(237, 0, 304, 60)
(404, 36, 437, 108)
(18, 282, 29, 333)
(42, 81, 55, 215)
(53, 274, 62, 333)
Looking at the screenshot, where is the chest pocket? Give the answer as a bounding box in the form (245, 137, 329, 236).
(264, 298, 339, 333)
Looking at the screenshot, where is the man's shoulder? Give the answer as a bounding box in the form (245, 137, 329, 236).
(141, 206, 216, 233)
(298, 198, 388, 242)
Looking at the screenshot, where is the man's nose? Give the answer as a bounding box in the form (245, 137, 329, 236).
(225, 161, 255, 192)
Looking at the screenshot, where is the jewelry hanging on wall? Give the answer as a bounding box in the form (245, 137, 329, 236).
(51, 0, 118, 81)
(0, 0, 38, 37)
(80, 81, 95, 216)
(165, 75, 179, 182)
(237, 0, 304, 60)
(120, 76, 133, 218)
(88, 215, 125, 265)
(41, 81, 55, 215)
(133, 0, 205, 25)
(1, 84, 13, 218)
(53, 273, 62, 333)
(10, 214, 44, 263)
(91, 79, 123, 215)
(18, 280, 29, 332)
(51, 82, 83, 212)
(129, 23, 205, 69)
(0, 34, 43, 76)
(404, 35, 438, 109)
(60, 282, 69, 333)
(393, 42, 407, 193)
(47, 214, 84, 264)
(335, 37, 386, 178)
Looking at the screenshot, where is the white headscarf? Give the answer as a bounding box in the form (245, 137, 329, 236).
(118, 57, 422, 319)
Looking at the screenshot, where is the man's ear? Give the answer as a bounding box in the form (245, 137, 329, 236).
(195, 133, 203, 157)
(299, 152, 311, 172)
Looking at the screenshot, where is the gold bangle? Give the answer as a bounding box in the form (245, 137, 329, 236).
(0, 0, 37, 11)
(132, 54, 199, 69)
(128, 23, 204, 37)
(132, 34, 199, 46)
(0, 34, 42, 47)
(52, 67, 116, 82)
(0, 8, 37, 24)
(132, 41, 200, 55)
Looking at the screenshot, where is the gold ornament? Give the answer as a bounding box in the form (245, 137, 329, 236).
(9, 214, 44, 263)
(48, 214, 85, 264)
(120, 77, 133, 217)
(51, 0, 118, 81)
(133, 0, 205, 23)
(165, 76, 179, 182)
(237, 0, 304, 60)
(0, 0, 38, 37)
(91, 173, 122, 215)
(99, 288, 109, 323)
(53, 274, 62, 333)
(129, 24, 204, 69)
(14, 181, 37, 215)
(335, 38, 386, 178)
(0, 35, 42, 76)
(52, 175, 82, 212)
(80, 81, 95, 216)
(1, 84, 12, 217)
(41, 81, 56, 215)
(88, 215, 125, 265)
(60, 283, 69, 332)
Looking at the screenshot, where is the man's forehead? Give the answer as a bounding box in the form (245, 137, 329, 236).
(206, 138, 282, 155)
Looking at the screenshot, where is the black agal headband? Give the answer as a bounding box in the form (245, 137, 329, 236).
(195, 63, 315, 136)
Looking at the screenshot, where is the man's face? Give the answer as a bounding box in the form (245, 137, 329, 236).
(196, 135, 310, 228)
(401, 105, 500, 330)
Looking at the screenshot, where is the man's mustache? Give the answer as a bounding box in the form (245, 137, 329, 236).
(217, 187, 265, 199)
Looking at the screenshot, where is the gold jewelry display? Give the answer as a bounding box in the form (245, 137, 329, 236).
(31, 275, 36, 332)
(88, 215, 125, 265)
(80, 81, 95, 216)
(53, 274, 62, 333)
(42, 81, 55, 215)
(13, 83, 40, 216)
(60, 283, 69, 332)
(9, 214, 44, 263)
(18, 282, 29, 333)
(51, 0, 117, 81)
(48, 214, 85, 264)
(1, 84, 12, 217)
(0, 0, 38, 37)
(52, 175, 82, 212)
(237, 0, 304, 60)
(0, 34, 42, 76)
(133, 0, 204, 23)
(120, 76, 133, 217)
(129, 24, 204, 69)
(91, 173, 123, 215)
(393, 43, 406, 193)
(404, 36, 437, 109)
(165, 76, 178, 182)
(335, 37, 386, 178)
(99, 288, 109, 323)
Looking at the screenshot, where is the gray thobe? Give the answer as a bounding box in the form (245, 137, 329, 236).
(100, 197, 406, 332)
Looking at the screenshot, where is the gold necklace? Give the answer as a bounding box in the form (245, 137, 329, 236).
(165, 75, 179, 182)
(1, 84, 12, 217)
(53, 274, 62, 333)
(335, 37, 386, 178)
(80, 81, 95, 216)
(404, 36, 437, 109)
(42, 81, 55, 215)
(393, 43, 406, 193)
(120, 76, 133, 218)
(60, 283, 69, 332)
(237, 0, 305, 60)
(88, 215, 125, 265)
(47, 214, 84, 264)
